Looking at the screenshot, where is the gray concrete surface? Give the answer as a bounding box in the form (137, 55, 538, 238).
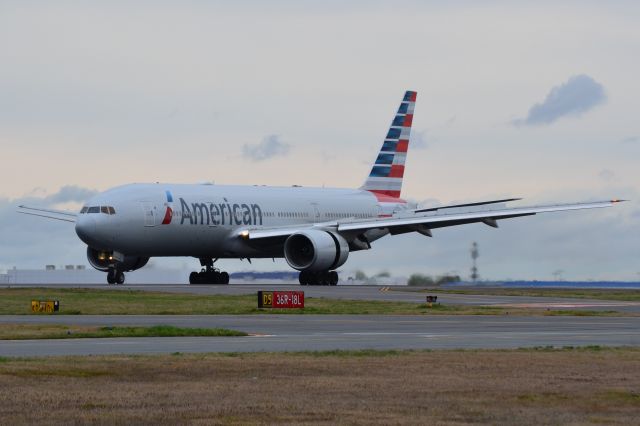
(1, 315, 639, 357)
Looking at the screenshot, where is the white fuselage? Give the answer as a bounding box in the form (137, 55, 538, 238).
(75, 183, 407, 258)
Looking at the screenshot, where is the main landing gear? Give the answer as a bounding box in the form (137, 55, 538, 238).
(106, 267, 125, 285)
(189, 258, 230, 285)
(299, 270, 339, 286)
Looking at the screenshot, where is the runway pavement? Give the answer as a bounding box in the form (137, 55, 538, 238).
(1, 315, 639, 357)
(6, 283, 640, 313)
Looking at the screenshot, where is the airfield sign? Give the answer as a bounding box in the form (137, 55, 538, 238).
(258, 291, 304, 309)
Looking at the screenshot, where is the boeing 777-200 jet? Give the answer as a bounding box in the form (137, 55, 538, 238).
(19, 91, 623, 285)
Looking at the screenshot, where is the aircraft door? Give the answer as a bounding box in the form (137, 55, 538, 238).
(310, 203, 321, 221)
(141, 202, 156, 227)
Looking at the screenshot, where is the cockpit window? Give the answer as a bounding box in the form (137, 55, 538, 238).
(82, 206, 116, 214)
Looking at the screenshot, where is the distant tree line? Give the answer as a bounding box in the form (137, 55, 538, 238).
(407, 273, 461, 287)
(352, 270, 461, 286)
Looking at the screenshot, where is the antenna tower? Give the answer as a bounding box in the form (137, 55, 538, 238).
(470, 241, 479, 283)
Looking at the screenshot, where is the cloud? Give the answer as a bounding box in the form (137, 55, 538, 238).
(0, 186, 97, 271)
(242, 135, 290, 161)
(621, 136, 639, 144)
(513, 74, 606, 126)
(45, 185, 98, 204)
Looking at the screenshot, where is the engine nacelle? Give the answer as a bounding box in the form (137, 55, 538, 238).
(86, 247, 149, 272)
(284, 230, 349, 272)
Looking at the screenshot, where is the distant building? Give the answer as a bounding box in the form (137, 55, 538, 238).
(0, 266, 188, 284)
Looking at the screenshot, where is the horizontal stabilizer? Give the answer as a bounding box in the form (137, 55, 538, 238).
(17, 205, 77, 223)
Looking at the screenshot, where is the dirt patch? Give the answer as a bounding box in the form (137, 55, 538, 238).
(1, 348, 639, 424)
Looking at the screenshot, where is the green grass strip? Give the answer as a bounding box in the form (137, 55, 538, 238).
(0, 288, 630, 316)
(1, 325, 247, 340)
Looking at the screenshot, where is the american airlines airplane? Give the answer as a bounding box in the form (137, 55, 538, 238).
(19, 91, 623, 285)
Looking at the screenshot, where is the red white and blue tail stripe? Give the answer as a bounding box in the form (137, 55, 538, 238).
(361, 91, 416, 201)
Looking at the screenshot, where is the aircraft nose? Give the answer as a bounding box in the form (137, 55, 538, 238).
(75, 216, 97, 245)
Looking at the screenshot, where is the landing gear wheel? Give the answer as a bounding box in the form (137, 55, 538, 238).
(298, 270, 338, 286)
(116, 271, 125, 285)
(107, 269, 116, 285)
(319, 273, 329, 286)
(329, 271, 339, 286)
(189, 267, 229, 285)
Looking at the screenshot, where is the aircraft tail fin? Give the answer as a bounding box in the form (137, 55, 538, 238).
(361, 90, 417, 199)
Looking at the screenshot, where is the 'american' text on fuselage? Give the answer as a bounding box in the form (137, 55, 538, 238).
(179, 198, 263, 226)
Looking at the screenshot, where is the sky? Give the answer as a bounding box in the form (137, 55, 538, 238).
(1, 1, 639, 280)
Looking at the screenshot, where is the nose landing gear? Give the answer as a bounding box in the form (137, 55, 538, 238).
(189, 258, 230, 285)
(106, 267, 125, 285)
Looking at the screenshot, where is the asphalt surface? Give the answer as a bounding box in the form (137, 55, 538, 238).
(1, 315, 639, 357)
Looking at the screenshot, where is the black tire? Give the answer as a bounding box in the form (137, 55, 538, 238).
(329, 271, 339, 286)
(107, 269, 116, 285)
(189, 272, 198, 284)
(220, 271, 229, 284)
(308, 271, 316, 285)
(116, 271, 125, 285)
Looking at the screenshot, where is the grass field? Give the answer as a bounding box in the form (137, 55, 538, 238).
(412, 287, 640, 301)
(1, 347, 639, 424)
(0, 288, 626, 316)
(0, 324, 246, 340)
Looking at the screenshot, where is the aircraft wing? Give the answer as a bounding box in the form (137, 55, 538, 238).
(243, 199, 623, 241)
(17, 205, 77, 223)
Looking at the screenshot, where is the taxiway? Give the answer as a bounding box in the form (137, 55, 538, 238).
(1, 315, 639, 357)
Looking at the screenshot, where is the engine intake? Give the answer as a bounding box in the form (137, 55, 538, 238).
(86, 247, 149, 272)
(284, 230, 349, 272)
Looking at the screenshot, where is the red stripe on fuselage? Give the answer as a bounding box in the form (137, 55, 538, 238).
(162, 207, 173, 225)
(368, 190, 406, 203)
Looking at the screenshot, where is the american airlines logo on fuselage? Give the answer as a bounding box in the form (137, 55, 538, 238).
(178, 197, 263, 226)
